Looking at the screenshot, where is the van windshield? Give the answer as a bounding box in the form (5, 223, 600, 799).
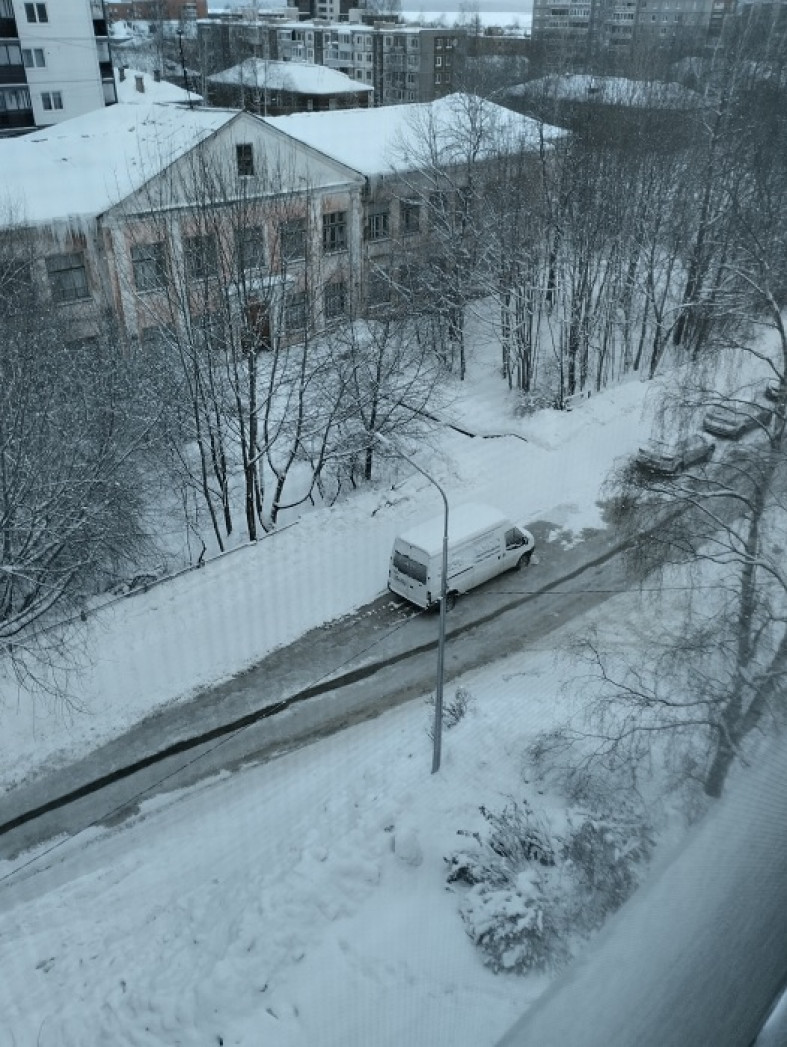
(393, 549, 427, 583)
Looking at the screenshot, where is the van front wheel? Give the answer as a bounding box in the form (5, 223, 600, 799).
(516, 551, 532, 570)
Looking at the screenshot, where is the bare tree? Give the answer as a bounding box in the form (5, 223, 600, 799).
(0, 227, 157, 692)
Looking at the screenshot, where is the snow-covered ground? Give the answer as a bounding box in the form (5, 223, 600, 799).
(0, 335, 660, 1045)
(0, 334, 653, 793)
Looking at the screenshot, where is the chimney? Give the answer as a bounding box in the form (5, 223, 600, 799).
(135, 74, 145, 93)
(118, 65, 125, 81)
(153, 68, 161, 82)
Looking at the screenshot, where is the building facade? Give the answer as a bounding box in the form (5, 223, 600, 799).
(197, 16, 466, 106)
(0, 0, 116, 135)
(530, 0, 721, 68)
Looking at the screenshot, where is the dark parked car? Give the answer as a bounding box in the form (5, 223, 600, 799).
(635, 434, 715, 474)
(702, 403, 772, 438)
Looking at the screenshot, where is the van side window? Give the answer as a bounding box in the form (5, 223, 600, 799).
(505, 528, 526, 549)
(393, 550, 427, 583)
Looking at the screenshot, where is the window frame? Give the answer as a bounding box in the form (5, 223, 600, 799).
(324, 279, 347, 321)
(46, 251, 89, 304)
(284, 289, 308, 331)
(236, 225, 267, 273)
(322, 210, 348, 254)
(183, 232, 218, 281)
(279, 216, 307, 263)
(24, 2, 48, 22)
(21, 47, 45, 68)
(131, 241, 167, 293)
(400, 200, 421, 235)
(236, 142, 254, 178)
(365, 209, 390, 242)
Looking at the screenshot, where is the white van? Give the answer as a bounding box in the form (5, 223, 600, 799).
(388, 503, 535, 610)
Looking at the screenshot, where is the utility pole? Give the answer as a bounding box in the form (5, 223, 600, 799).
(374, 433, 449, 773)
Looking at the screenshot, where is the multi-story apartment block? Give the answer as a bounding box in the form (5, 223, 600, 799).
(0, 0, 116, 135)
(197, 15, 466, 106)
(107, 1, 208, 19)
(531, 0, 719, 67)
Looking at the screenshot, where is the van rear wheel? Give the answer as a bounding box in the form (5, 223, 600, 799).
(444, 591, 457, 612)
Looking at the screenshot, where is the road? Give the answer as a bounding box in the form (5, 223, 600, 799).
(0, 518, 631, 860)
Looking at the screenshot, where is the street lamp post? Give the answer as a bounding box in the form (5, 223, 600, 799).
(374, 433, 449, 773)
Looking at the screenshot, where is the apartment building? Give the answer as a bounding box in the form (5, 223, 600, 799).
(197, 16, 466, 106)
(0, 0, 116, 135)
(107, 1, 207, 19)
(531, 0, 720, 67)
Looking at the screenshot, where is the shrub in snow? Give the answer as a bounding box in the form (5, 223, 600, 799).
(446, 801, 652, 975)
(446, 802, 569, 974)
(458, 872, 570, 973)
(565, 816, 654, 932)
(426, 686, 474, 739)
(446, 802, 555, 888)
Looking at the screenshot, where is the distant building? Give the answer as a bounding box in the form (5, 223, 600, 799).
(114, 64, 202, 104)
(0, 0, 116, 136)
(197, 17, 467, 106)
(530, 0, 722, 69)
(206, 56, 373, 114)
(106, 0, 208, 21)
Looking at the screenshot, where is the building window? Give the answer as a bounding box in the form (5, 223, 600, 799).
(236, 142, 254, 177)
(46, 252, 89, 303)
(435, 73, 441, 84)
(435, 36, 443, 48)
(21, 47, 45, 67)
(131, 242, 167, 292)
(0, 43, 22, 65)
(183, 233, 217, 280)
(24, 2, 48, 22)
(324, 280, 346, 320)
(285, 289, 307, 330)
(0, 86, 31, 111)
(401, 200, 420, 234)
(435, 56, 442, 66)
(237, 226, 266, 272)
(279, 217, 307, 262)
(322, 210, 347, 253)
(242, 300, 270, 351)
(41, 90, 62, 111)
(366, 209, 389, 241)
(367, 267, 392, 306)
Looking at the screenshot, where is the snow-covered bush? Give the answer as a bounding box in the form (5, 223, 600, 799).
(426, 686, 475, 739)
(446, 800, 652, 975)
(565, 816, 653, 932)
(458, 872, 570, 974)
(446, 802, 569, 973)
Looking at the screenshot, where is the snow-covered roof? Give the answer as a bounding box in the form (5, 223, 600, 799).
(114, 67, 203, 106)
(510, 74, 700, 110)
(0, 104, 236, 226)
(265, 93, 564, 177)
(208, 57, 373, 96)
(398, 503, 510, 556)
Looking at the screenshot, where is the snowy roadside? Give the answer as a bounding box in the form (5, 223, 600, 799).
(0, 589, 652, 1047)
(0, 363, 654, 793)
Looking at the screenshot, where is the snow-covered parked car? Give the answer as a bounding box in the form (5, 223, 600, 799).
(635, 434, 715, 475)
(764, 379, 784, 402)
(702, 403, 772, 438)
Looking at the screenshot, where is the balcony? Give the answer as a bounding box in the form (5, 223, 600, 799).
(0, 108, 34, 132)
(0, 63, 24, 85)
